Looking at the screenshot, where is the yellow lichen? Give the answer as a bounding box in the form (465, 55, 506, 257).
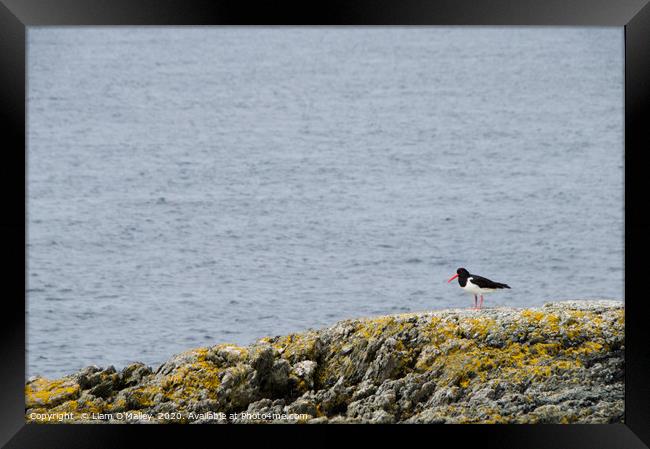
(157, 348, 222, 402)
(272, 332, 320, 363)
(25, 378, 80, 409)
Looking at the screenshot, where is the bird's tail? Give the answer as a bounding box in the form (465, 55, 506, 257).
(496, 283, 510, 289)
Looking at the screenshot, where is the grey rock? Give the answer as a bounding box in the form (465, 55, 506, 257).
(428, 386, 461, 406)
(291, 360, 317, 389)
(88, 380, 114, 399)
(286, 397, 318, 417)
(120, 363, 153, 387)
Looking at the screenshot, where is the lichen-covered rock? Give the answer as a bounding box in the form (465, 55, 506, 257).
(290, 360, 318, 390)
(26, 377, 80, 410)
(26, 300, 623, 424)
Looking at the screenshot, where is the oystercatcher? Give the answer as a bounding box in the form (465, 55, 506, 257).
(447, 267, 510, 310)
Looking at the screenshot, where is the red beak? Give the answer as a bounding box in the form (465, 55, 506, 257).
(447, 273, 459, 283)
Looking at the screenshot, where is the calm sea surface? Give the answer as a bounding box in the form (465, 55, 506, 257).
(27, 28, 624, 378)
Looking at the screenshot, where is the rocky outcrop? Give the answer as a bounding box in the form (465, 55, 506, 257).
(25, 300, 624, 424)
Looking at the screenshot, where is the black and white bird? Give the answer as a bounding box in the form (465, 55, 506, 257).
(447, 267, 510, 310)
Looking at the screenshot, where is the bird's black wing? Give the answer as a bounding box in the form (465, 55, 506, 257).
(470, 274, 510, 289)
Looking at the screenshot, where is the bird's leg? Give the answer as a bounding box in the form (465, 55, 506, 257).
(479, 295, 484, 310)
(473, 295, 477, 310)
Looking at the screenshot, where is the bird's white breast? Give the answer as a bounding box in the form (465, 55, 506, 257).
(461, 277, 496, 295)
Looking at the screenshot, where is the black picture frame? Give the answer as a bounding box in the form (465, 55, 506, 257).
(2, 1, 649, 447)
